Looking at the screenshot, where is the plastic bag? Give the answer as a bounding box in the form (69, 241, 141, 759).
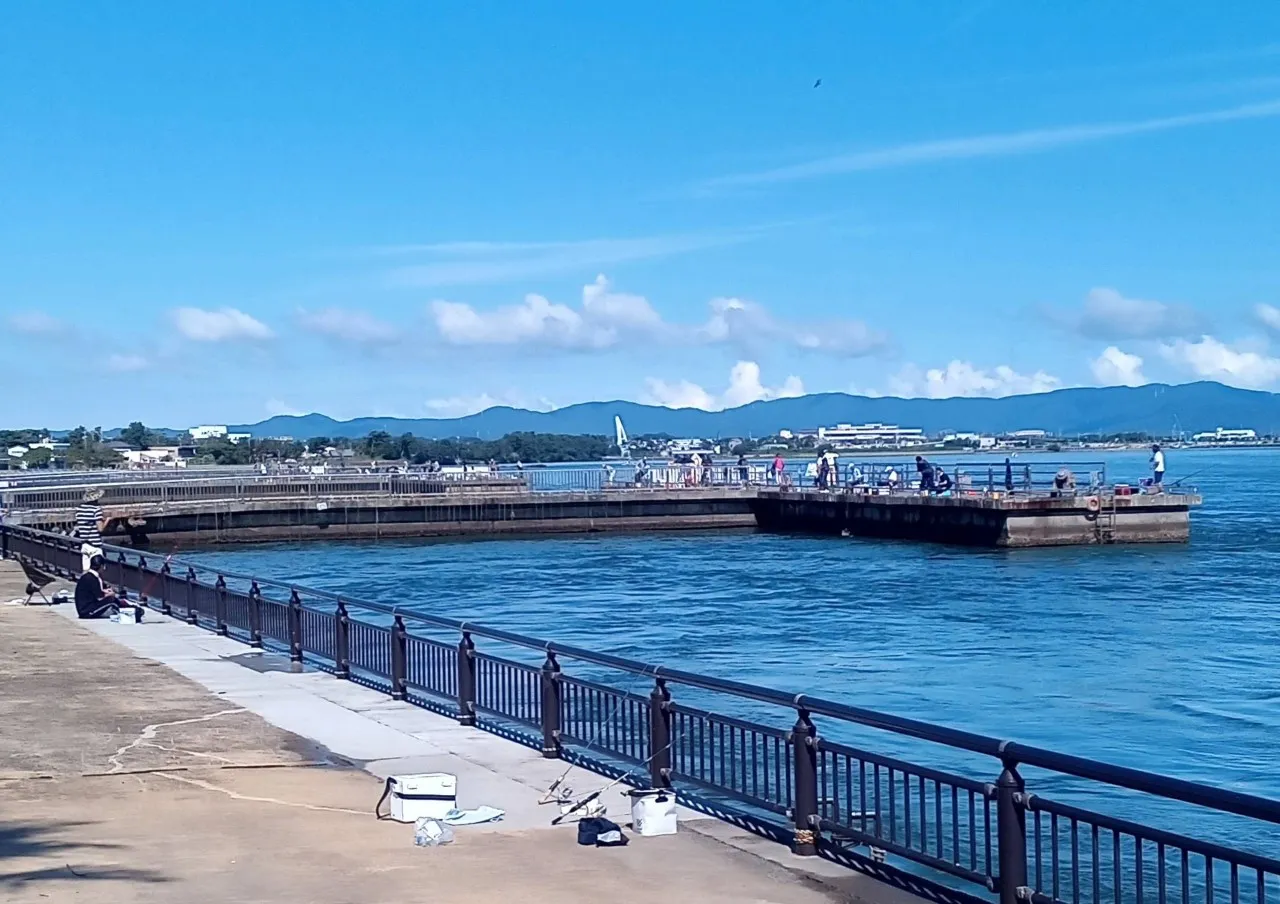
(414, 817, 455, 847)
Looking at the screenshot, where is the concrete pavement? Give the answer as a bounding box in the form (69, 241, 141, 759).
(0, 560, 921, 903)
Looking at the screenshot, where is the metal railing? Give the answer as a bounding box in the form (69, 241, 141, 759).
(0, 472, 525, 512)
(777, 460, 1110, 497)
(0, 460, 1121, 513)
(4, 522, 1275, 904)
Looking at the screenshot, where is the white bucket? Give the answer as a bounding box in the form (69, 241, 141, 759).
(629, 789, 677, 837)
(388, 773, 457, 823)
(116, 606, 141, 625)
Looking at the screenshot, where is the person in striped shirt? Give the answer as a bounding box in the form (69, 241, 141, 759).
(75, 488, 106, 573)
(75, 488, 105, 542)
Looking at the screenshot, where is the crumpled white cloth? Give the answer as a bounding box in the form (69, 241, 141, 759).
(442, 806, 505, 826)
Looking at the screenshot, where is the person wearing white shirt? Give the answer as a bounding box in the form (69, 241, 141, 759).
(1150, 444, 1166, 491)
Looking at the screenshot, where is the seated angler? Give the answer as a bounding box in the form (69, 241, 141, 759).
(75, 554, 119, 620)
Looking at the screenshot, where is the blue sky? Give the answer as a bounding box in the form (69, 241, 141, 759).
(4, 2, 1280, 428)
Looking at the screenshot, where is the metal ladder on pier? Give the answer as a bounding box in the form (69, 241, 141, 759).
(1095, 494, 1118, 544)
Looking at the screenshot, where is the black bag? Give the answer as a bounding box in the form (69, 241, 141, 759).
(577, 816, 628, 847)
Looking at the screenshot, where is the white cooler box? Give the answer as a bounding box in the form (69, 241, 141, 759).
(388, 773, 457, 823)
(629, 789, 678, 837)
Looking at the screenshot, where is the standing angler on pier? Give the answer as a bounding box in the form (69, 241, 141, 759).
(1150, 444, 1166, 492)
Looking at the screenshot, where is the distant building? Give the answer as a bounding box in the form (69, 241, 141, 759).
(1007, 429, 1048, 439)
(817, 423, 927, 447)
(7, 445, 28, 458)
(121, 447, 188, 468)
(227, 433, 253, 444)
(190, 425, 229, 440)
(1192, 427, 1257, 443)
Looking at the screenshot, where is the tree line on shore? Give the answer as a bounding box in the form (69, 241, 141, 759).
(2, 424, 617, 468)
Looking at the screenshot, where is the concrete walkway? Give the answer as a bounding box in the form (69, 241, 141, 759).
(0, 561, 912, 904)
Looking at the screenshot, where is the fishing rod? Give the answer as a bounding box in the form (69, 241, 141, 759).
(1168, 467, 1209, 488)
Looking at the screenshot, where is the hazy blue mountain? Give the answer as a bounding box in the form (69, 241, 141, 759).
(229, 382, 1280, 440)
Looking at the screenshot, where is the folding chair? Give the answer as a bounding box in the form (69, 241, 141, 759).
(19, 558, 56, 605)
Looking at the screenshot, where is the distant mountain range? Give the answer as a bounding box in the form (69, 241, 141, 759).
(226, 382, 1280, 440)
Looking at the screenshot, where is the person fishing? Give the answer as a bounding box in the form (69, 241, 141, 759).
(1150, 444, 1166, 492)
(916, 456, 935, 492)
(75, 554, 119, 620)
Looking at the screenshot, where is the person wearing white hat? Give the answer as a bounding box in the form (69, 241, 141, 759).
(76, 488, 106, 573)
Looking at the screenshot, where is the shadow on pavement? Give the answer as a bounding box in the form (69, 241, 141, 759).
(0, 819, 169, 888)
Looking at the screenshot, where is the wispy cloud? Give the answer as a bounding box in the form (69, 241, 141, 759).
(7, 311, 70, 336)
(105, 353, 149, 373)
(1049, 287, 1203, 341)
(704, 98, 1280, 189)
(382, 231, 753, 287)
(172, 307, 274, 342)
(296, 307, 397, 344)
(423, 391, 555, 418)
(428, 273, 887, 357)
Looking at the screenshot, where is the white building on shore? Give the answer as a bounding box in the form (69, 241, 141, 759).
(816, 423, 927, 448)
(1192, 427, 1257, 443)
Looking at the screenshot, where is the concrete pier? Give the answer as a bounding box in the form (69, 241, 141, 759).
(6, 476, 1199, 547)
(752, 488, 1199, 547)
(15, 487, 758, 544)
(0, 560, 908, 904)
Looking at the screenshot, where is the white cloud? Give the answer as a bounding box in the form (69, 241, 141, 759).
(1255, 303, 1280, 334)
(887, 361, 1062, 399)
(432, 293, 616, 349)
(702, 297, 887, 356)
(105, 354, 149, 373)
(1063, 287, 1201, 340)
(386, 232, 748, 287)
(1160, 336, 1280, 388)
(430, 274, 885, 356)
(643, 361, 805, 411)
(705, 97, 1280, 188)
(1090, 347, 1147, 386)
(264, 398, 305, 417)
(297, 307, 397, 344)
(424, 393, 555, 418)
(173, 307, 273, 342)
(7, 311, 69, 335)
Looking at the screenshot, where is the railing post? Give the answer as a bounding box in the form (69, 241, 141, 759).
(791, 707, 819, 856)
(185, 566, 198, 625)
(137, 556, 150, 606)
(248, 581, 263, 648)
(648, 679, 672, 790)
(160, 562, 172, 615)
(456, 631, 476, 726)
(390, 615, 408, 700)
(288, 589, 303, 662)
(333, 601, 350, 678)
(997, 759, 1029, 904)
(114, 551, 128, 597)
(540, 651, 561, 759)
(1, 525, 9, 559)
(214, 575, 228, 636)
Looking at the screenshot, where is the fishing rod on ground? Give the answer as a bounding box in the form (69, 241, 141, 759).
(537, 664, 653, 809)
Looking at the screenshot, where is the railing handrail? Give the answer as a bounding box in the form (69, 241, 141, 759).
(6, 520, 1276, 828)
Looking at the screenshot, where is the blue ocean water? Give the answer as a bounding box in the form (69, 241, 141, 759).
(191, 449, 1280, 843)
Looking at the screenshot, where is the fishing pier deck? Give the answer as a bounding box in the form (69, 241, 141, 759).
(1, 464, 1200, 547)
(752, 487, 1199, 547)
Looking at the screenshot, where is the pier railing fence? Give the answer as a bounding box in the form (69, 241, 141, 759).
(3, 523, 1273, 904)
